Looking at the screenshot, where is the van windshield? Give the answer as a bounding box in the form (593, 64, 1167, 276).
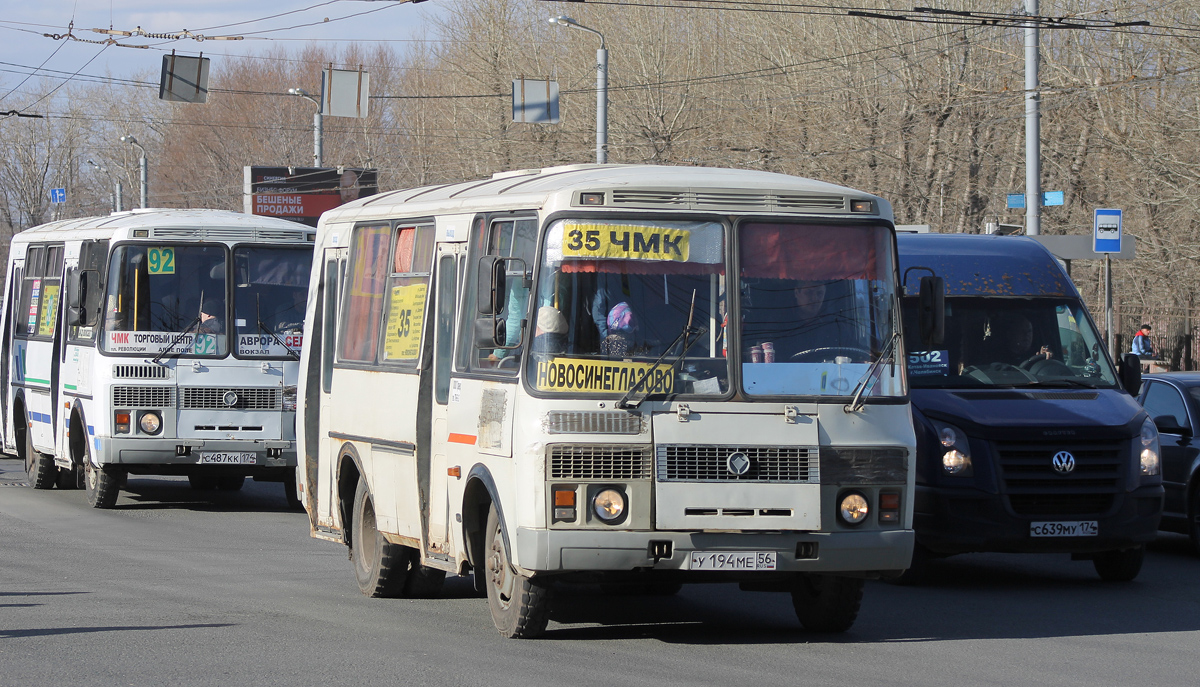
(901, 297, 1119, 389)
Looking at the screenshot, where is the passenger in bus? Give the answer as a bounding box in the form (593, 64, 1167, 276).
(531, 306, 568, 356)
(198, 299, 224, 334)
(601, 302, 637, 357)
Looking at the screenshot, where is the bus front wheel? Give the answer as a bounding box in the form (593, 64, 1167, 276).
(790, 573, 864, 632)
(84, 460, 122, 509)
(484, 504, 551, 638)
(350, 479, 410, 597)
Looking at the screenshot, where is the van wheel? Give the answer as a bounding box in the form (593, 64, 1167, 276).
(350, 479, 410, 597)
(216, 475, 245, 491)
(23, 423, 57, 490)
(485, 503, 551, 638)
(1188, 483, 1200, 557)
(84, 459, 122, 509)
(791, 574, 864, 632)
(1093, 545, 1145, 581)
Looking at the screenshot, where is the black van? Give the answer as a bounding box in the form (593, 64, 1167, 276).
(897, 233, 1163, 581)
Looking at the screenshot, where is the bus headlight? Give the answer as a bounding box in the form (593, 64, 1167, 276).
(838, 491, 869, 525)
(138, 411, 162, 435)
(1139, 417, 1160, 477)
(592, 488, 626, 523)
(931, 420, 973, 476)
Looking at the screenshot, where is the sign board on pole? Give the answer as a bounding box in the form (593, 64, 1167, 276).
(512, 78, 560, 123)
(49, 188, 66, 204)
(1007, 194, 1025, 209)
(159, 53, 210, 103)
(322, 69, 370, 118)
(1007, 192, 1063, 209)
(243, 166, 378, 227)
(1093, 208, 1122, 253)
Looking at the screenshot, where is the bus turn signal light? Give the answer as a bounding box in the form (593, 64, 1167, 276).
(879, 492, 900, 523)
(553, 487, 576, 522)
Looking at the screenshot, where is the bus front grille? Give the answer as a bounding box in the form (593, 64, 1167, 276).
(112, 386, 176, 408)
(548, 445, 653, 480)
(180, 387, 281, 410)
(112, 365, 170, 380)
(656, 445, 818, 483)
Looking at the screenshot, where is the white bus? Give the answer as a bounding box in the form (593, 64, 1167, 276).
(298, 165, 920, 638)
(6, 209, 314, 508)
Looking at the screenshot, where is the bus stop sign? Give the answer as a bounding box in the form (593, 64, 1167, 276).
(1094, 208, 1122, 253)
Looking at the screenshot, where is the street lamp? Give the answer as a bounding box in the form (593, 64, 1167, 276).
(549, 15, 608, 164)
(120, 135, 148, 209)
(288, 87, 324, 168)
(86, 159, 123, 213)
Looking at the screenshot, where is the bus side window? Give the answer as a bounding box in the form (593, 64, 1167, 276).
(338, 225, 390, 363)
(458, 217, 537, 373)
(379, 225, 435, 367)
(434, 254, 458, 404)
(322, 259, 339, 393)
(18, 245, 46, 338)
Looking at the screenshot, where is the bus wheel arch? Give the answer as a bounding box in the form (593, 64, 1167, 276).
(12, 394, 27, 462)
(462, 465, 504, 588)
(335, 443, 364, 547)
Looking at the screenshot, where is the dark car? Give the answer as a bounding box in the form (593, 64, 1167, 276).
(1138, 372, 1200, 552)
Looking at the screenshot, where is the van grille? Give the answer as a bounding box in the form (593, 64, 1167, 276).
(113, 364, 170, 380)
(996, 440, 1124, 516)
(112, 386, 175, 408)
(548, 445, 653, 480)
(180, 387, 280, 410)
(656, 445, 818, 483)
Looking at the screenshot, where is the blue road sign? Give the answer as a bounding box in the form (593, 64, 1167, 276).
(49, 188, 66, 204)
(1007, 192, 1063, 209)
(1094, 208, 1122, 253)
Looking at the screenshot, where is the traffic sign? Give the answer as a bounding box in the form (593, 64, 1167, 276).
(1006, 191, 1063, 209)
(49, 188, 66, 204)
(1094, 208, 1122, 253)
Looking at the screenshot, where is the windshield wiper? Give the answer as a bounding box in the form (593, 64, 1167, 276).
(845, 330, 901, 413)
(616, 290, 705, 410)
(256, 295, 299, 360)
(1019, 378, 1101, 389)
(149, 315, 201, 366)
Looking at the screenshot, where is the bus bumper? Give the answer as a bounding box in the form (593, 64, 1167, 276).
(514, 527, 913, 574)
(96, 437, 296, 468)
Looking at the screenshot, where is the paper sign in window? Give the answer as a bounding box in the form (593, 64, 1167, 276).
(384, 283, 427, 360)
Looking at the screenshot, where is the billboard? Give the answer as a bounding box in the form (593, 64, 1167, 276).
(243, 167, 378, 227)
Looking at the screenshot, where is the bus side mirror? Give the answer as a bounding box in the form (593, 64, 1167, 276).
(66, 269, 100, 327)
(474, 317, 505, 349)
(918, 276, 945, 346)
(1118, 352, 1142, 396)
(476, 256, 506, 316)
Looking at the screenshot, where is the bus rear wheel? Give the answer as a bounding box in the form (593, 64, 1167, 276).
(484, 503, 551, 638)
(790, 573, 864, 633)
(350, 479, 410, 597)
(84, 460, 122, 509)
(23, 423, 57, 490)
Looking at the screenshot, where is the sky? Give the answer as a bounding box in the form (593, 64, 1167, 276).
(0, 0, 444, 110)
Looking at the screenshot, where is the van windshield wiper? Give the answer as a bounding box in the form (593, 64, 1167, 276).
(616, 290, 704, 410)
(1018, 379, 1101, 389)
(149, 316, 201, 365)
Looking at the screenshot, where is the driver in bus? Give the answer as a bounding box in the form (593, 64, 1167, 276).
(751, 279, 862, 362)
(198, 299, 224, 334)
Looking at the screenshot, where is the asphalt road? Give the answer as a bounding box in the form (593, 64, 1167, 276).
(2, 455, 1199, 687)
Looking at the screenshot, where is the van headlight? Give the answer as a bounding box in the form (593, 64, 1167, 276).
(1139, 417, 1160, 477)
(931, 420, 973, 476)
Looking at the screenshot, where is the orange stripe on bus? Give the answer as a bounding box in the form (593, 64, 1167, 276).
(448, 433, 477, 445)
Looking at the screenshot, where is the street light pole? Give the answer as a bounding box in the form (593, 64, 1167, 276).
(120, 135, 148, 209)
(289, 88, 324, 167)
(550, 16, 608, 164)
(86, 159, 123, 212)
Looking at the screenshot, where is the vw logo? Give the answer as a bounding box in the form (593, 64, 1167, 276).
(1052, 450, 1076, 475)
(222, 390, 240, 408)
(727, 451, 751, 476)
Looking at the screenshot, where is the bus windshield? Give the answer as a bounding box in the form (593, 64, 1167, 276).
(232, 246, 312, 358)
(901, 297, 1119, 389)
(737, 222, 900, 397)
(101, 244, 228, 357)
(528, 218, 729, 397)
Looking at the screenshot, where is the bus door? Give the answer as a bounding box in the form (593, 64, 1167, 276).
(421, 244, 463, 556)
(315, 246, 347, 528)
(1, 260, 19, 453)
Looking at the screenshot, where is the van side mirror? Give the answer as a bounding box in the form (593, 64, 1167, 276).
(918, 276, 945, 346)
(1153, 414, 1192, 437)
(476, 256, 506, 316)
(1118, 352, 1142, 396)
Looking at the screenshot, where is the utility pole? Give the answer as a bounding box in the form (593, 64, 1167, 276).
(1025, 0, 1041, 235)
